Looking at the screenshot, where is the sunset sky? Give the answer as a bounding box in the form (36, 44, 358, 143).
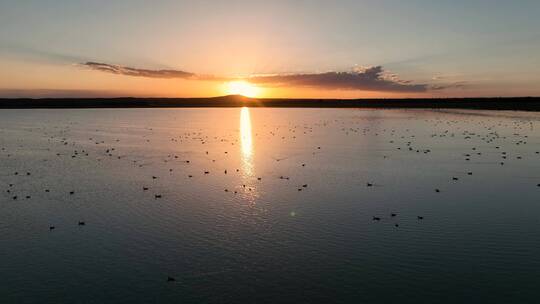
(1, 0, 539, 98)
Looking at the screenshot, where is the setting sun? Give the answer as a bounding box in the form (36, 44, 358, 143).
(225, 81, 261, 98)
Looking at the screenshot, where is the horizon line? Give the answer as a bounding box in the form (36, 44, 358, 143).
(1, 95, 539, 101)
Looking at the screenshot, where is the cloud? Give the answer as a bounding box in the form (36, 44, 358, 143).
(431, 81, 468, 90)
(0, 89, 123, 98)
(247, 66, 428, 92)
(82, 62, 197, 79)
(0, 43, 88, 64)
(81, 62, 434, 93)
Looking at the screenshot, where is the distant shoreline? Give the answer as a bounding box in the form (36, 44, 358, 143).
(1, 96, 540, 111)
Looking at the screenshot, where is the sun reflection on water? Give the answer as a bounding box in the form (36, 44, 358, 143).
(240, 107, 254, 177)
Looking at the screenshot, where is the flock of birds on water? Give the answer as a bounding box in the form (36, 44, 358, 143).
(1, 109, 539, 282)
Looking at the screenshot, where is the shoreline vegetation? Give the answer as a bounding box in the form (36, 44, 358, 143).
(1, 95, 540, 111)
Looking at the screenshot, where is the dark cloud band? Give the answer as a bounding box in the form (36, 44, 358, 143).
(82, 62, 436, 93)
(248, 66, 427, 92)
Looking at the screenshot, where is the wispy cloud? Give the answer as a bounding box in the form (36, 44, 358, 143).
(82, 61, 445, 93)
(82, 62, 196, 79)
(0, 43, 88, 64)
(0, 89, 123, 98)
(431, 81, 468, 90)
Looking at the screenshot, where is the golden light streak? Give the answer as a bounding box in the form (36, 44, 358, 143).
(240, 106, 253, 176)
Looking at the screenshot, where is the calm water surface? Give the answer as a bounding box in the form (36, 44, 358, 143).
(1, 108, 539, 303)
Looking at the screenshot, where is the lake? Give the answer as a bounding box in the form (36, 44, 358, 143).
(1, 108, 539, 303)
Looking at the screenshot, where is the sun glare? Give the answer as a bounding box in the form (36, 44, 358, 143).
(226, 81, 260, 98)
(240, 106, 253, 159)
(240, 106, 254, 178)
